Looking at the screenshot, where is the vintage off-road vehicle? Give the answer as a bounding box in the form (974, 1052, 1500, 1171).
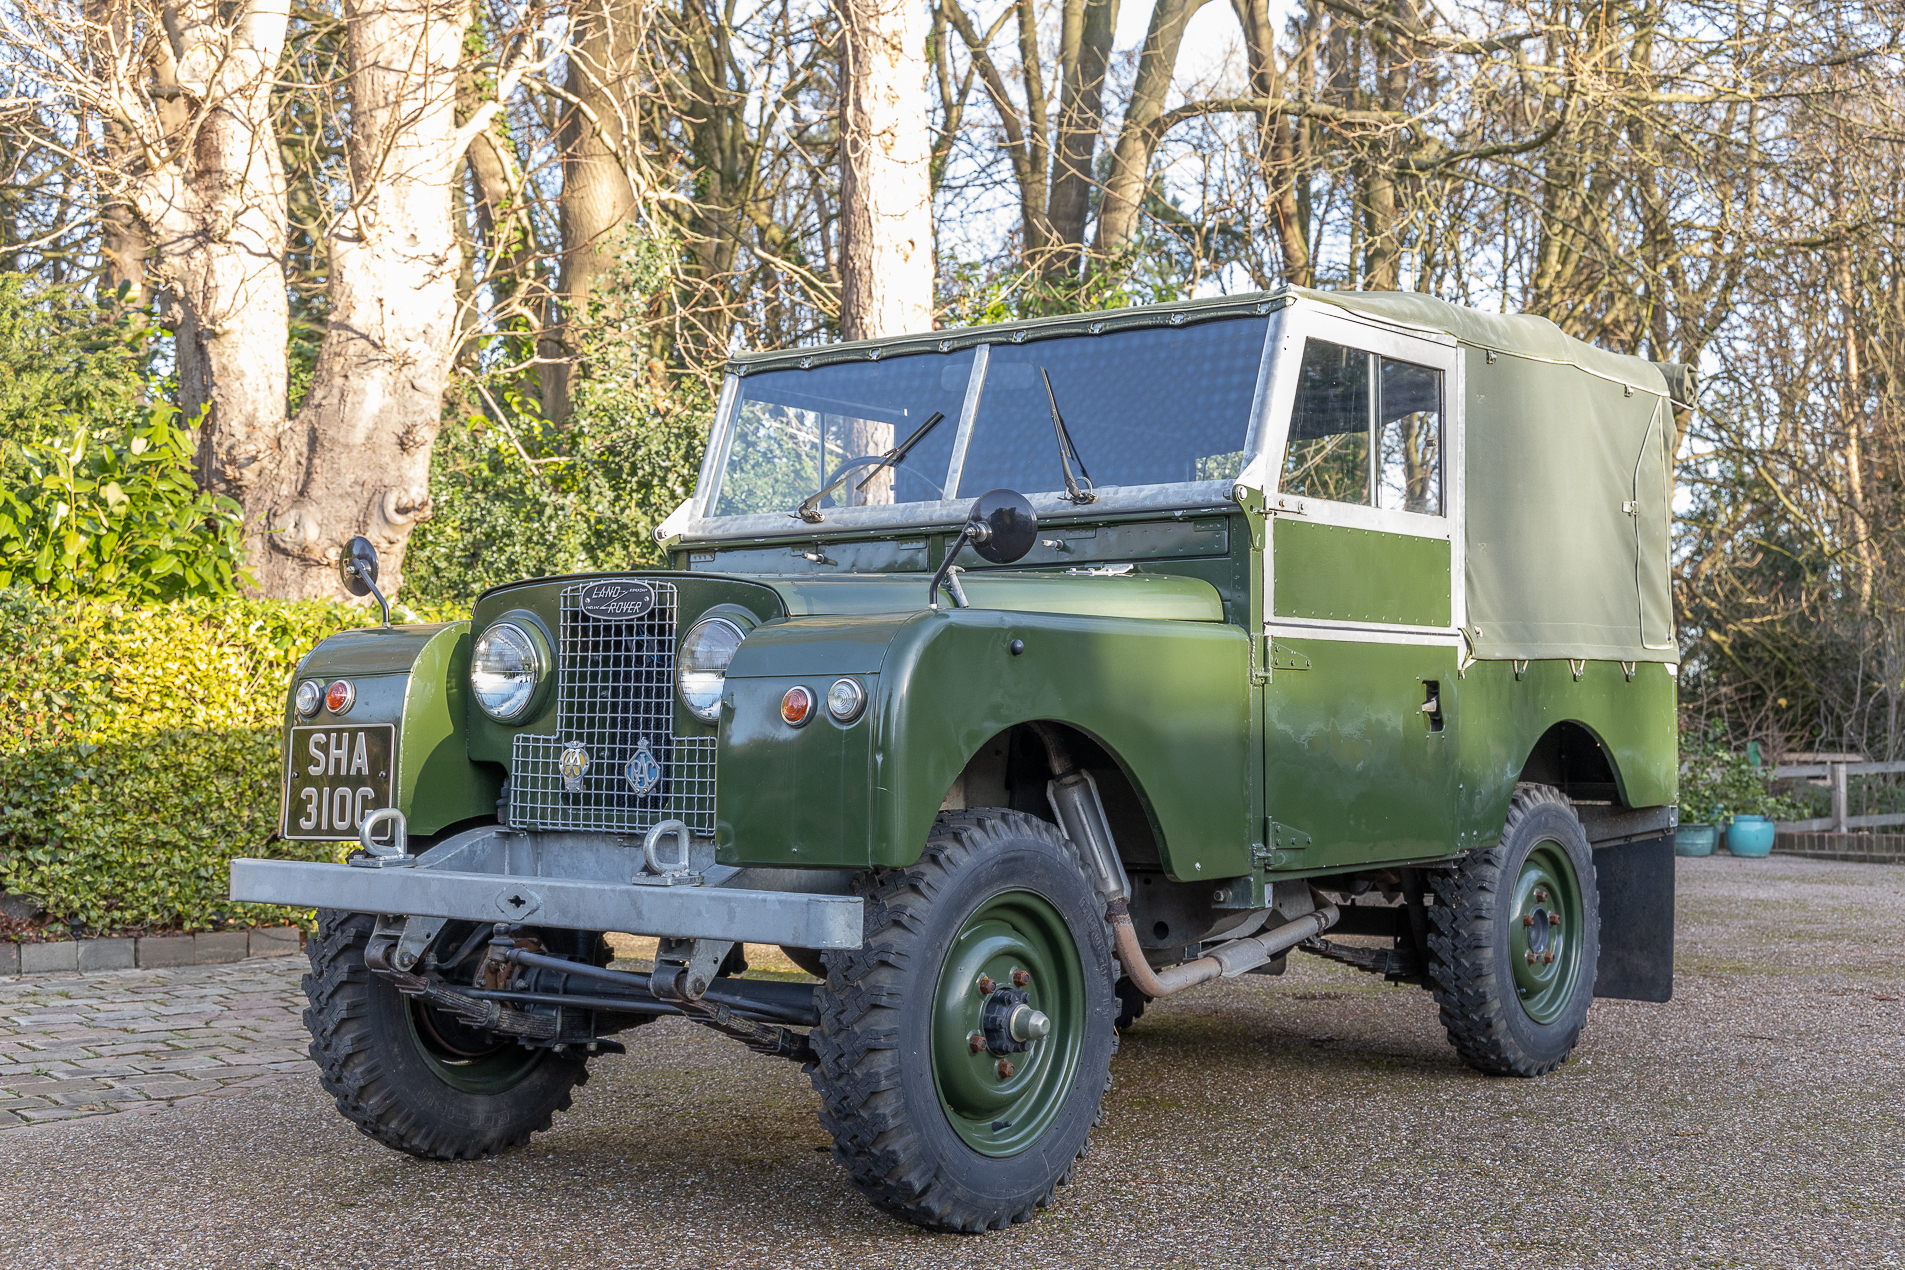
(234, 287, 1684, 1231)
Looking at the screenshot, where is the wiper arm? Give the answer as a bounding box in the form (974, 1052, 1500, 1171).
(792, 410, 945, 524)
(1040, 368, 1096, 505)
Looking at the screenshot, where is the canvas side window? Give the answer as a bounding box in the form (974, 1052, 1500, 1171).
(1281, 339, 1371, 504)
(1377, 357, 1443, 515)
(1281, 338, 1444, 515)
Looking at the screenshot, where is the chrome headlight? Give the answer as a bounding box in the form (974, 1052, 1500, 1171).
(471, 621, 543, 722)
(677, 616, 745, 723)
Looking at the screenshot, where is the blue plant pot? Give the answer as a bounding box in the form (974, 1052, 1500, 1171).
(1675, 824, 1719, 857)
(1725, 815, 1776, 858)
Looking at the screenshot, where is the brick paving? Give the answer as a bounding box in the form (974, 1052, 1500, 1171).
(0, 957, 311, 1128)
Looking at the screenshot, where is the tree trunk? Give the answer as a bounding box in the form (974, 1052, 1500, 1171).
(1093, 0, 1207, 260)
(252, 0, 473, 598)
(546, 0, 644, 422)
(837, 0, 934, 340)
(1043, 0, 1117, 276)
(131, 0, 291, 498)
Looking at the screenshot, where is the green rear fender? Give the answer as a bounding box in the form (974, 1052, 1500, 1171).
(716, 609, 1252, 880)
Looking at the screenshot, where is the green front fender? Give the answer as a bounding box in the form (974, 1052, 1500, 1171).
(716, 609, 1251, 881)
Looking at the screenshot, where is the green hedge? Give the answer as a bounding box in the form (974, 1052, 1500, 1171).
(0, 588, 393, 933)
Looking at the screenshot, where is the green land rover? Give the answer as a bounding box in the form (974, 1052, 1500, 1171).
(234, 287, 1684, 1231)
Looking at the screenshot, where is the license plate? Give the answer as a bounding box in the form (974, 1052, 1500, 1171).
(283, 724, 397, 842)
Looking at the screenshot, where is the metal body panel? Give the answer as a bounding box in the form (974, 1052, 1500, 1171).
(716, 607, 1252, 879)
(280, 622, 497, 839)
(1272, 521, 1453, 627)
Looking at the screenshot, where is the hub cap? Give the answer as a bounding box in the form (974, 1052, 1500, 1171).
(930, 889, 1085, 1157)
(1509, 841, 1585, 1025)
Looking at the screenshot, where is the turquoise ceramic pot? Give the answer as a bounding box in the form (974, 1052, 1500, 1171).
(1675, 824, 1720, 857)
(1725, 815, 1776, 858)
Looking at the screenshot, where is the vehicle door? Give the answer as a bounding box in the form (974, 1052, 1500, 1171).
(1257, 308, 1464, 870)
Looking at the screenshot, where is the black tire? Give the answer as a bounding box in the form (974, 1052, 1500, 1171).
(302, 910, 589, 1159)
(1114, 976, 1149, 1032)
(1426, 784, 1600, 1077)
(809, 809, 1119, 1232)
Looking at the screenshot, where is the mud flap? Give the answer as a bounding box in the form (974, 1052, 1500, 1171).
(1593, 834, 1674, 1002)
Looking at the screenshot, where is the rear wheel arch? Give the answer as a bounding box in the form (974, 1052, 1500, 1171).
(1519, 720, 1628, 806)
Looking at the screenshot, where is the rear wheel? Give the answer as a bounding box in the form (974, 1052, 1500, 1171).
(1427, 784, 1600, 1076)
(302, 910, 589, 1159)
(810, 810, 1118, 1231)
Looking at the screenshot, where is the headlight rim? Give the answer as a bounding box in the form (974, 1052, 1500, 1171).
(294, 679, 322, 719)
(471, 614, 550, 724)
(676, 612, 752, 725)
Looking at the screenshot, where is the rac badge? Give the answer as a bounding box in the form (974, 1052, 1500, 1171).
(559, 743, 591, 793)
(579, 579, 656, 621)
(625, 738, 662, 796)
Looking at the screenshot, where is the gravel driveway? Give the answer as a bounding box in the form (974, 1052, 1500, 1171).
(2, 855, 1901, 1270)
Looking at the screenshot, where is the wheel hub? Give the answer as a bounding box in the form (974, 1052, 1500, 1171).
(1508, 845, 1584, 1024)
(929, 890, 1084, 1157)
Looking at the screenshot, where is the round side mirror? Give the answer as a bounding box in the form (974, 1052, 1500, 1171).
(340, 536, 380, 597)
(967, 489, 1038, 564)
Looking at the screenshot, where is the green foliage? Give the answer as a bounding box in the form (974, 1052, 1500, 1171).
(1677, 730, 1806, 825)
(0, 406, 250, 600)
(404, 234, 712, 607)
(0, 275, 151, 452)
(0, 588, 379, 934)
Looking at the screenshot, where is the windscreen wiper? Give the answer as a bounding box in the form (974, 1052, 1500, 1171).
(1040, 368, 1096, 505)
(792, 410, 945, 524)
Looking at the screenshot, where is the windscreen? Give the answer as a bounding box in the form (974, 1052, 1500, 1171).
(955, 318, 1269, 497)
(712, 349, 974, 518)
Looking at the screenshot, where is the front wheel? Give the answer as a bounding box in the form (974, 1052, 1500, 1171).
(1427, 784, 1600, 1077)
(302, 911, 589, 1159)
(809, 810, 1118, 1231)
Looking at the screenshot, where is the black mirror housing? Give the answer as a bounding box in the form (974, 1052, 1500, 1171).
(967, 489, 1038, 564)
(340, 536, 379, 597)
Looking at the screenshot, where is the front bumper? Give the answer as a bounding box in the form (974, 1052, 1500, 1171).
(231, 827, 864, 949)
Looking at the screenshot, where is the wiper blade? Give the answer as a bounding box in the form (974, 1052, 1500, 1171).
(1040, 367, 1096, 505)
(792, 410, 945, 524)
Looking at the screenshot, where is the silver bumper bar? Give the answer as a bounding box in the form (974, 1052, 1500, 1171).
(230, 828, 864, 949)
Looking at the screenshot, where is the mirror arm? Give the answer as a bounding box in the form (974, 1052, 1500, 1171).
(348, 561, 393, 629)
(927, 520, 989, 610)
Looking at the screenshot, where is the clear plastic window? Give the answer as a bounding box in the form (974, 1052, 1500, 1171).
(713, 350, 974, 518)
(1280, 339, 1442, 514)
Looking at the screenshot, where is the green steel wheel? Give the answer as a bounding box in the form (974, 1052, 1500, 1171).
(810, 809, 1119, 1232)
(302, 910, 589, 1160)
(1427, 784, 1601, 1077)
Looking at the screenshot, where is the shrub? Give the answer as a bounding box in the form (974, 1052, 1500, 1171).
(1678, 734, 1807, 826)
(0, 405, 249, 600)
(0, 588, 378, 933)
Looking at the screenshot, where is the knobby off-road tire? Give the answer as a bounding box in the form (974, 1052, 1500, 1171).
(1427, 784, 1600, 1077)
(809, 810, 1119, 1232)
(302, 910, 589, 1160)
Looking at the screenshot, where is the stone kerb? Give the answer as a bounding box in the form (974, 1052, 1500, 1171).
(0, 927, 303, 978)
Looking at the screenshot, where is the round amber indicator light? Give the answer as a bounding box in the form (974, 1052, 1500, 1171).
(325, 679, 355, 715)
(780, 685, 814, 727)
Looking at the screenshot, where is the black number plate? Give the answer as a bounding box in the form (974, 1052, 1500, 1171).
(283, 724, 397, 842)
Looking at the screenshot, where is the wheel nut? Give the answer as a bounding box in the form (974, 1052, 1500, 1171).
(1526, 952, 1537, 965)
(969, 1032, 985, 1054)
(1544, 952, 1555, 964)
(1011, 968, 1029, 987)
(996, 1059, 1015, 1079)
(1535, 888, 1549, 902)
(977, 976, 995, 995)
(1522, 915, 1535, 927)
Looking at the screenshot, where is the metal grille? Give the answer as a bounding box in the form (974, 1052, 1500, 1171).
(508, 581, 717, 834)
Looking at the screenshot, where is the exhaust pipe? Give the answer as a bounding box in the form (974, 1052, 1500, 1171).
(1108, 899, 1340, 998)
